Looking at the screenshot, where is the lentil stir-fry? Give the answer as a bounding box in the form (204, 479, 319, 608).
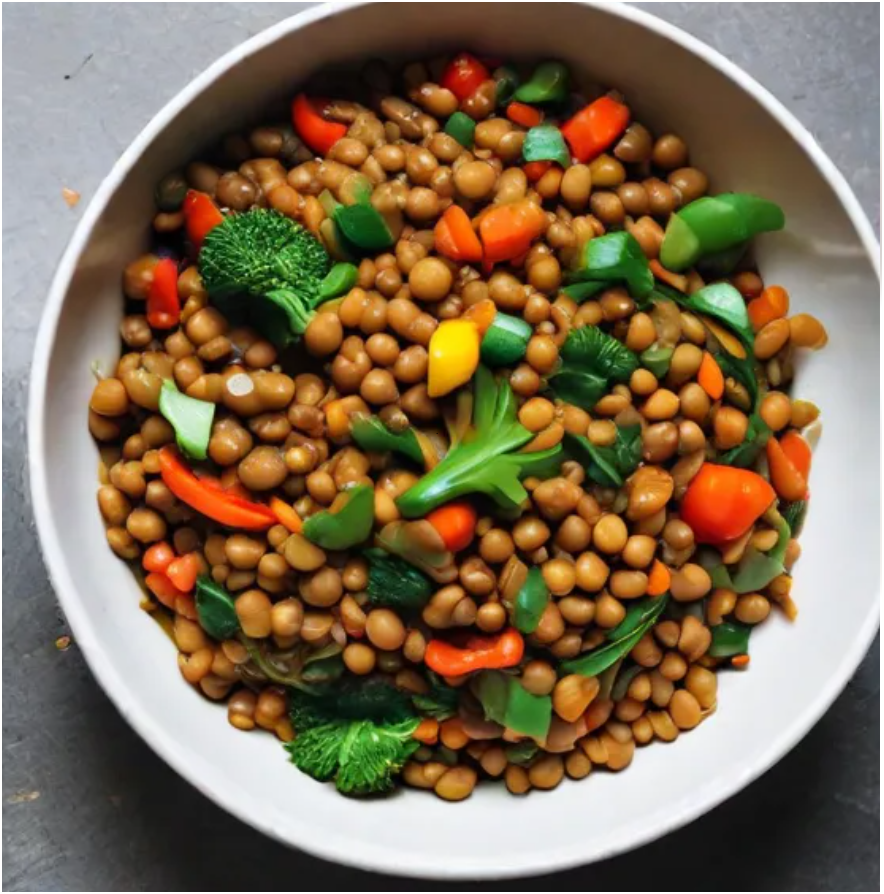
(91, 54, 827, 801)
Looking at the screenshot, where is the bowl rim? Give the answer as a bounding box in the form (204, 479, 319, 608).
(28, 0, 881, 879)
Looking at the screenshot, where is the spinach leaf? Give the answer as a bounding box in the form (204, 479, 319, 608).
(473, 671, 552, 739)
(653, 281, 754, 350)
(708, 621, 752, 658)
(350, 415, 424, 465)
(513, 566, 550, 634)
(715, 350, 759, 408)
(195, 576, 240, 640)
(719, 411, 770, 468)
(547, 326, 638, 412)
(302, 483, 374, 550)
(563, 424, 642, 488)
(504, 741, 539, 766)
(411, 672, 460, 721)
(561, 595, 668, 677)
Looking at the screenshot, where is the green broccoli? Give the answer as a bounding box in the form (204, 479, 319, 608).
(364, 548, 433, 612)
(286, 680, 421, 796)
(198, 209, 331, 347)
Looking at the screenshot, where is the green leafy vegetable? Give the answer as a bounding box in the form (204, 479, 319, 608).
(395, 366, 563, 517)
(731, 512, 791, 593)
(473, 671, 552, 739)
(563, 424, 642, 488)
(158, 379, 215, 460)
(695, 547, 735, 590)
(411, 672, 460, 721)
(504, 741, 539, 766)
(653, 281, 754, 350)
(333, 204, 394, 254)
(194, 575, 239, 640)
(561, 595, 668, 677)
(562, 280, 608, 302)
(547, 325, 639, 411)
(566, 232, 655, 300)
(719, 410, 771, 468)
(715, 350, 760, 409)
(708, 621, 752, 658)
(494, 65, 520, 105)
(364, 548, 434, 612)
(522, 124, 571, 168)
(199, 209, 330, 347)
(350, 415, 424, 465)
(319, 262, 359, 301)
(302, 484, 374, 550)
(513, 566, 549, 634)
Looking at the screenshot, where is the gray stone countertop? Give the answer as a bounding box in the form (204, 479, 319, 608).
(2, 3, 879, 891)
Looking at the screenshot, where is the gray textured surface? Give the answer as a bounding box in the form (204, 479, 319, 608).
(2, 3, 879, 890)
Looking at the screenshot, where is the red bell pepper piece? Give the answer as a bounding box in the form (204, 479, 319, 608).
(182, 190, 223, 249)
(440, 52, 490, 101)
(292, 94, 347, 156)
(146, 258, 180, 330)
(424, 628, 524, 677)
(560, 96, 630, 163)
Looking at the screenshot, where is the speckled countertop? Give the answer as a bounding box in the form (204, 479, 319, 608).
(3, 4, 879, 890)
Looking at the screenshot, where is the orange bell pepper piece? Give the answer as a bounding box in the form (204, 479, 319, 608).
(747, 285, 789, 332)
(561, 96, 630, 163)
(426, 501, 478, 552)
(145, 571, 184, 609)
(424, 628, 524, 677)
(646, 560, 672, 596)
(143, 541, 175, 574)
(506, 101, 544, 128)
(166, 552, 200, 593)
(434, 205, 483, 264)
(478, 199, 547, 263)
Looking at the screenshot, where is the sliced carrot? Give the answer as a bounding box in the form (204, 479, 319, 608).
(523, 160, 552, 182)
(646, 559, 671, 596)
(413, 717, 440, 745)
(779, 430, 812, 481)
(506, 101, 543, 128)
(697, 351, 725, 400)
(462, 298, 497, 336)
(166, 552, 200, 593)
(747, 285, 789, 332)
(426, 501, 477, 552)
(766, 437, 808, 502)
(143, 541, 175, 573)
(731, 654, 751, 669)
(270, 496, 303, 533)
(649, 258, 689, 293)
(478, 198, 547, 263)
(145, 572, 184, 610)
(434, 205, 483, 264)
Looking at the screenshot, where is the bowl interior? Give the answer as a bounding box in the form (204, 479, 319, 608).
(31, 2, 880, 878)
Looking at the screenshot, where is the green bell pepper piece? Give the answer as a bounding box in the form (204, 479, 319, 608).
(195, 576, 240, 640)
(319, 262, 359, 301)
(474, 672, 552, 739)
(513, 61, 569, 104)
(568, 231, 654, 300)
(709, 621, 752, 658)
(640, 345, 674, 378)
(494, 65, 520, 106)
(333, 204, 394, 253)
(158, 379, 215, 461)
(513, 566, 549, 634)
(522, 124, 571, 169)
(660, 193, 785, 272)
(480, 312, 533, 366)
(562, 281, 608, 302)
(445, 111, 476, 149)
(350, 415, 424, 465)
(302, 484, 375, 550)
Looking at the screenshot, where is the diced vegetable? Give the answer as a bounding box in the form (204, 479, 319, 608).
(547, 325, 639, 411)
(474, 671, 552, 739)
(292, 93, 348, 155)
(646, 560, 671, 597)
(513, 61, 569, 104)
(166, 552, 199, 592)
(158, 447, 276, 530)
(494, 65, 520, 106)
(195, 575, 240, 640)
(426, 501, 478, 553)
(434, 205, 483, 263)
(640, 345, 674, 378)
(660, 193, 785, 272)
(396, 366, 563, 517)
(444, 110, 477, 148)
(158, 379, 215, 461)
(480, 311, 533, 366)
(440, 53, 491, 101)
(708, 621, 752, 658)
(424, 628, 525, 676)
(506, 101, 544, 128)
(522, 124, 571, 169)
(302, 484, 374, 550)
(748, 285, 789, 331)
(512, 566, 549, 634)
(478, 198, 547, 263)
(680, 463, 776, 544)
(350, 415, 424, 465)
(697, 351, 725, 400)
(566, 231, 654, 300)
(560, 96, 630, 163)
(143, 541, 175, 574)
(269, 496, 303, 533)
(319, 262, 359, 301)
(428, 319, 482, 398)
(731, 512, 791, 593)
(146, 258, 181, 330)
(364, 548, 433, 612)
(333, 203, 395, 253)
(182, 190, 223, 249)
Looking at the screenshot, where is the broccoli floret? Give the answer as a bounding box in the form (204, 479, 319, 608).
(198, 209, 330, 346)
(286, 679, 421, 796)
(364, 549, 433, 613)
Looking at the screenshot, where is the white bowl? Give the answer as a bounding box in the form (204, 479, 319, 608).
(29, 1, 880, 879)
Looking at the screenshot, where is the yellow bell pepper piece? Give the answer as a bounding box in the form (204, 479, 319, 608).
(427, 319, 481, 398)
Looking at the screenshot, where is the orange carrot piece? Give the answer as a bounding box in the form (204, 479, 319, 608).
(478, 199, 547, 263)
(462, 298, 497, 336)
(143, 541, 175, 573)
(506, 101, 544, 128)
(413, 718, 440, 745)
(523, 160, 552, 182)
(145, 571, 184, 609)
(166, 552, 200, 593)
(434, 205, 483, 263)
(270, 496, 303, 533)
(697, 351, 725, 400)
(747, 285, 789, 332)
(426, 501, 478, 552)
(646, 560, 671, 596)
(779, 430, 812, 481)
(649, 258, 689, 293)
(731, 654, 751, 669)
(561, 96, 630, 163)
(766, 437, 808, 502)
